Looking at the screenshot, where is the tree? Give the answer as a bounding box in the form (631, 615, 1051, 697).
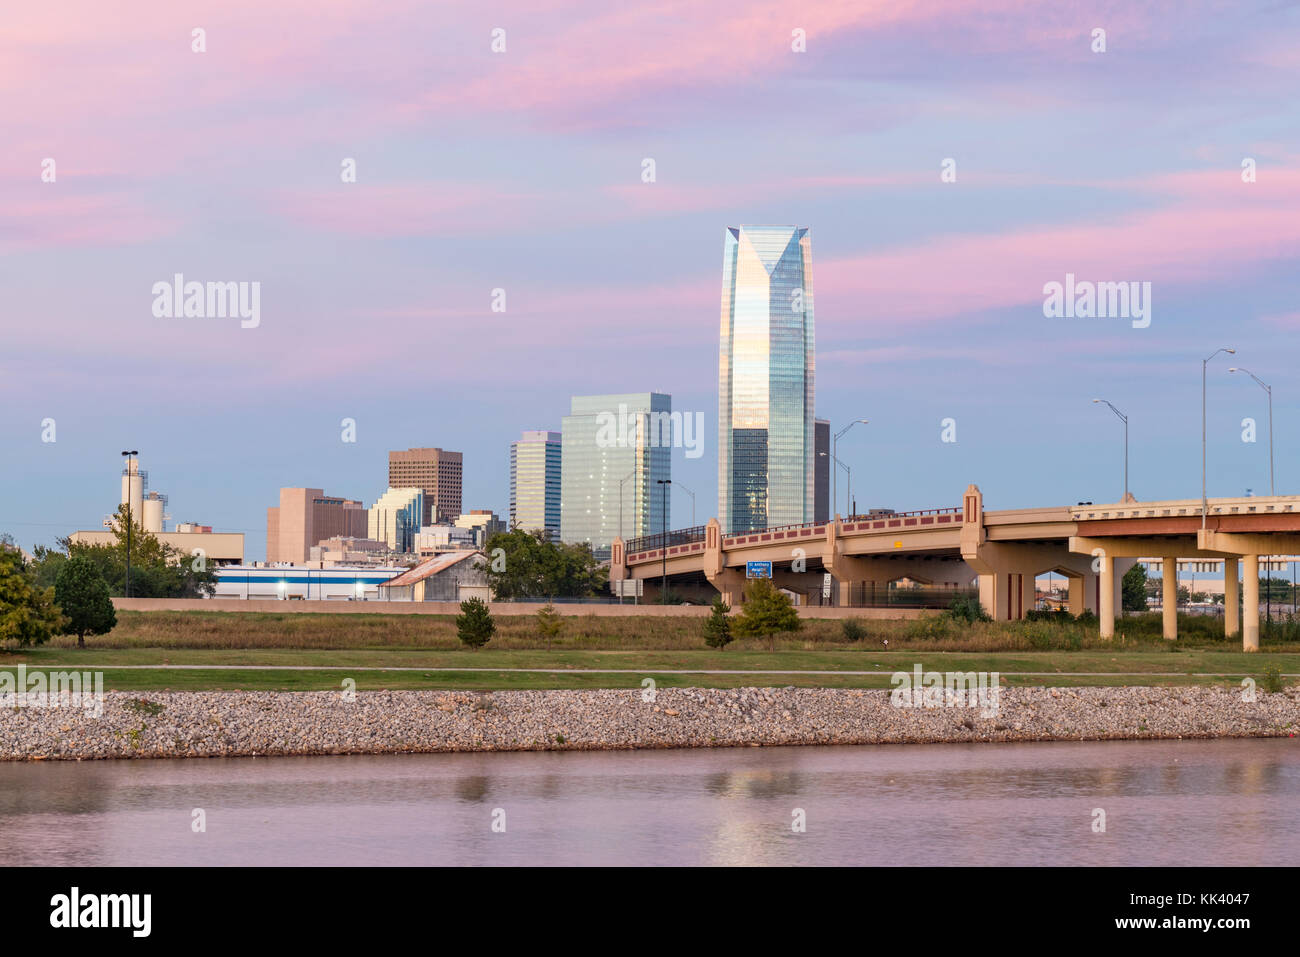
(703, 596, 732, 649)
(479, 528, 606, 600)
(60, 504, 217, 598)
(0, 544, 63, 646)
(54, 557, 117, 648)
(455, 597, 495, 649)
(733, 579, 801, 649)
(1121, 563, 1148, 613)
(536, 603, 563, 647)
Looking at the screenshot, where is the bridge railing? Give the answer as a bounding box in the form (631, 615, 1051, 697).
(625, 525, 707, 555)
(844, 507, 962, 521)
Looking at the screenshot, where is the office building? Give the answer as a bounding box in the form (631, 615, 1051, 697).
(815, 418, 829, 523)
(388, 447, 462, 525)
(561, 392, 670, 560)
(266, 487, 368, 564)
(369, 487, 425, 553)
(718, 225, 815, 533)
(510, 430, 561, 537)
(454, 509, 507, 546)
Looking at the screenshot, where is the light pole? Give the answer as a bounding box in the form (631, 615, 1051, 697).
(833, 419, 868, 520)
(618, 469, 636, 543)
(1092, 399, 1128, 501)
(656, 479, 671, 602)
(1203, 348, 1235, 527)
(1229, 367, 1274, 497)
(616, 469, 636, 606)
(120, 450, 138, 597)
(675, 482, 696, 527)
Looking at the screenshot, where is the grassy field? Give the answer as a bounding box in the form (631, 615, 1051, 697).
(0, 609, 1295, 691)
(18, 608, 1300, 652)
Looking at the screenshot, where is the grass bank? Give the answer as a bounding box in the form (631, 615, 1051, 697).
(1, 610, 1295, 692)
(18, 608, 1300, 653)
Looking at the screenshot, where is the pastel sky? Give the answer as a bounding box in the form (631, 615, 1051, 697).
(3, 0, 1298, 561)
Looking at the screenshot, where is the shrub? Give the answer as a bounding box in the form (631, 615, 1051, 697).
(905, 615, 951, 640)
(1261, 665, 1284, 694)
(733, 579, 801, 648)
(841, 618, 867, 642)
(946, 594, 990, 623)
(703, 596, 733, 649)
(455, 597, 495, 649)
(536, 603, 563, 647)
(1026, 608, 1075, 623)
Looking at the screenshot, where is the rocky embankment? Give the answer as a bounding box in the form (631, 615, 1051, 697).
(1, 685, 1297, 761)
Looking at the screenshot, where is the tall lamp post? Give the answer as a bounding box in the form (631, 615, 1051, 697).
(656, 479, 671, 602)
(833, 419, 868, 520)
(121, 450, 138, 597)
(675, 482, 696, 527)
(1229, 367, 1274, 496)
(617, 469, 636, 606)
(1091, 399, 1129, 501)
(1232, 366, 1275, 629)
(618, 469, 636, 543)
(1202, 348, 1235, 527)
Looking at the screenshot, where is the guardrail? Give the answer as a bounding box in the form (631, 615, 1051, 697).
(624, 525, 707, 554)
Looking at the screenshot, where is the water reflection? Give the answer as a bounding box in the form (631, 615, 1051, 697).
(0, 739, 1295, 865)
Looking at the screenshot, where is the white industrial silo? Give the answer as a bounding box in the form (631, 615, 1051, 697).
(121, 458, 144, 527)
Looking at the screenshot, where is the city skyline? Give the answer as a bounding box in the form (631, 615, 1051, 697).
(4, 3, 1299, 561)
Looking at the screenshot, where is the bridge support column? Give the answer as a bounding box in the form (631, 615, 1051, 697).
(709, 570, 745, 608)
(1223, 557, 1239, 638)
(1099, 557, 1115, 639)
(1068, 576, 1086, 617)
(1161, 557, 1178, 641)
(1243, 554, 1260, 652)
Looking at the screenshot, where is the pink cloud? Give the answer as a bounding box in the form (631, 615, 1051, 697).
(817, 168, 1300, 325)
(0, 191, 179, 253)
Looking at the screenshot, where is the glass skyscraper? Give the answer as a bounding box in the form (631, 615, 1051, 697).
(510, 430, 561, 538)
(561, 392, 671, 560)
(718, 225, 815, 534)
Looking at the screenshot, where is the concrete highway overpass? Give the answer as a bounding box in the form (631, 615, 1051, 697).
(612, 485, 1300, 651)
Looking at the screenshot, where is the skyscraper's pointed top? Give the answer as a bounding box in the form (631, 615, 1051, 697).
(731, 225, 804, 274)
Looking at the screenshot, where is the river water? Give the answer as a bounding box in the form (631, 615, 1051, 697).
(1, 739, 1296, 865)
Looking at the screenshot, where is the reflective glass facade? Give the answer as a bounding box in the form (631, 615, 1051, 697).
(560, 393, 670, 561)
(510, 430, 561, 538)
(718, 226, 815, 533)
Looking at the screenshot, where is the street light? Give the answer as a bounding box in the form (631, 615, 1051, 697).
(1229, 367, 1274, 497)
(1202, 348, 1235, 527)
(1091, 399, 1129, 501)
(656, 479, 671, 602)
(618, 469, 636, 543)
(675, 482, 696, 527)
(833, 419, 868, 520)
(120, 450, 138, 597)
(834, 457, 851, 517)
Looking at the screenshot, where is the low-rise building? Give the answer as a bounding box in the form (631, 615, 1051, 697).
(213, 564, 411, 600)
(376, 551, 489, 602)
